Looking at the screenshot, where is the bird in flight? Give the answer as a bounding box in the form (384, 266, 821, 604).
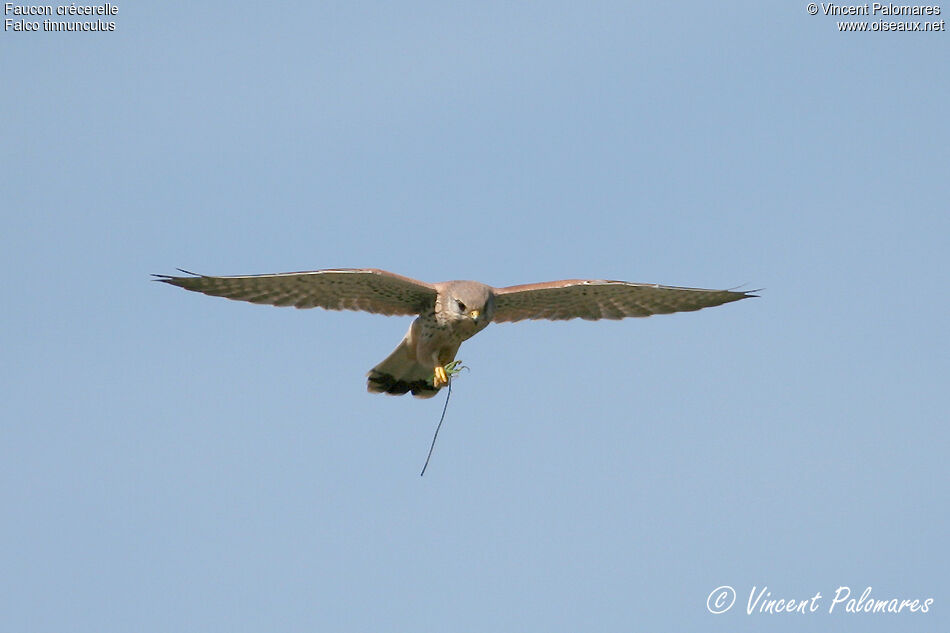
(155, 269, 756, 398)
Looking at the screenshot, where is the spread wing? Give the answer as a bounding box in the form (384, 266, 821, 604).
(492, 279, 757, 322)
(154, 268, 437, 316)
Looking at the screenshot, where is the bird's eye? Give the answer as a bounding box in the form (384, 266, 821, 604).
(455, 299, 466, 312)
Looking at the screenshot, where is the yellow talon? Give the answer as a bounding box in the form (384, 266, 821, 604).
(433, 365, 448, 387)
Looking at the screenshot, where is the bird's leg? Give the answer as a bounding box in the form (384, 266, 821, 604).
(433, 360, 467, 387)
(433, 365, 448, 387)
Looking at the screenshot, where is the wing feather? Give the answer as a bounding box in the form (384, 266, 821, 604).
(492, 279, 757, 322)
(153, 268, 436, 316)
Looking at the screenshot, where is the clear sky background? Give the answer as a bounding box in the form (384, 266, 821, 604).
(2, 2, 947, 632)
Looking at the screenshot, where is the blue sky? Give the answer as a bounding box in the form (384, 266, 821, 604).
(2, 2, 947, 631)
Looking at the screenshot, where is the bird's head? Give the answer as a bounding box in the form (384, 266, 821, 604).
(441, 281, 495, 329)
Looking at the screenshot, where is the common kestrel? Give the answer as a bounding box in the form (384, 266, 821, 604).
(155, 269, 756, 398)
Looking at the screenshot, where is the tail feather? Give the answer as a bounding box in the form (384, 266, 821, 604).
(367, 337, 440, 399)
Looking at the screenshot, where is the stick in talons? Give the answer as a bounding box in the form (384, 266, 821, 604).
(443, 360, 468, 380)
(421, 360, 469, 476)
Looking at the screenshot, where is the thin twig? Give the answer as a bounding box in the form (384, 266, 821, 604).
(420, 379, 452, 477)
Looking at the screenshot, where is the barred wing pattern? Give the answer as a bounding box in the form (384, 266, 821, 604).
(492, 280, 756, 322)
(153, 269, 437, 316)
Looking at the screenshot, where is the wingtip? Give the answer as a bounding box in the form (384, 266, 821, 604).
(727, 284, 763, 299)
(152, 269, 204, 286)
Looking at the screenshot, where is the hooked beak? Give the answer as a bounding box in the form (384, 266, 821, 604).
(469, 309, 480, 320)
